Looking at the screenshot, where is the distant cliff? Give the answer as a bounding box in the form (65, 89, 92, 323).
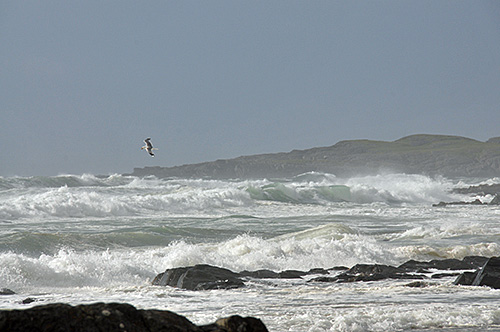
(127, 134, 500, 179)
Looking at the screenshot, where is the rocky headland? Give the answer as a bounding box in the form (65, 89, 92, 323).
(127, 134, 500, 179)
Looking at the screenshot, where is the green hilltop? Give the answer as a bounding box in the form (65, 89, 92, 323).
(128, 134, 500, 179)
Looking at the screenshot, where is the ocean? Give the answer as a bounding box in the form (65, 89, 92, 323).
(1, 172, 500, 331)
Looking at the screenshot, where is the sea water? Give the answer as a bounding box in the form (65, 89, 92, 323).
(1, 172, 500, 331)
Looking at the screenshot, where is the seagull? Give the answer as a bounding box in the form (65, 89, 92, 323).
(141, 138, 157, 157)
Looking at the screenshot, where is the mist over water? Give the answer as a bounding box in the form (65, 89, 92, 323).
(1, 172, 500, 331)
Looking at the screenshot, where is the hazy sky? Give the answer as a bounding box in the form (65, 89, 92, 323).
(1, 1, 499, 176)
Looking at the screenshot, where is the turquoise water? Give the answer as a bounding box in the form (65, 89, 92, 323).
(1, 173, 500, 331)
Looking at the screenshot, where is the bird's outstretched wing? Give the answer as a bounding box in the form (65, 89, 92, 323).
(144, 138, 153, 149)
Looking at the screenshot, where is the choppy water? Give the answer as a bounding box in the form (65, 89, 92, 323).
(1, 172, 500, 331)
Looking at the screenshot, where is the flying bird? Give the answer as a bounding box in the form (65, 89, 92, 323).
(141, 138, 157, 157)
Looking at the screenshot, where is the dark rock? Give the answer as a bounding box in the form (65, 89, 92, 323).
(454, 183, 500, 195)
(433, 199, 486, 207)
(454, 257, 500, 289)
(277, 270, 307, 278)
(348, 264, 402, 276)
(0, 288, 15, 295)
(202, 315, 269, 332)
(307, 268, 330, 275)
(152, 264, 245, 290)
(0, 302, 269, 332)
(404, 281, 437, 288)
(489, 194, 500, 205)
(398, 256, 488, 271)
(240, 269, 281, 279)
(328, 266, 349, 272)
(240, 269, 307, 279)
(472, 257, 500, 289)
(454, 272, 478, 286)
(310, 263, 426, 283)
(0, 302, 203, 332)
(310, 258, 493, 284)
(308, 276, 338, 283)
(431, 272, 461, 279)
(21, 298, 36, 304)
(433, 194, 500, 207)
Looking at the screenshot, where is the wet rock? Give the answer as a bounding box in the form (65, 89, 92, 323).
(0, 288, 15, 295)
(453, 183, 500, 195)
(310, 263, 426, 283)
(489, 194, 500, 205)
(202, 315, 269, 332)
(152, 264, 245, 290)
(240, 269, 307, 279)
(472, 257, 500, 288)
(239, 269, 281, 279)
(433, 194, 500, 207)
(309, 258, 492, 284)
(153, 265, 335, 291)
(454, 257, 500, 289)
(430, 272, 461, 279)
(307, 268, 331, 275)
(404, 281, 437, 288)
(399, 256, 488, 271)
(327, 266, 349, 272)
(433, 199, 485, 207)
(21, 298, 36, 304)
(454, 272, 477, 286)
(0, 302, 269, 332)
(0, 302, 202, 332)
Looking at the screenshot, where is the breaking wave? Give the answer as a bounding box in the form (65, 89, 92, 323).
(0, 172, 486, 221)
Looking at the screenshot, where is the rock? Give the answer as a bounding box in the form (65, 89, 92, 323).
(0, 303, 203, 332)
(310, 257, 491, 284)
(21, 298, 36, 304)
(404, 281, 437, 288)
(454, 272, 477, 286)
(202, 315, 269, 332)
(0, 288, 15, 295)
(431, 273, 461, 279)
(153, 265, 334, 291)
(399, 256, 488, 271)
(307, 268, 331, 275)
(240, 269, 306, 279)
(152, 264, 245, 290)
(472, 257, 500, 288)
(310, 263, 426, 283)
(454, 183, 500, 195)
(489, 194, 500, 205)
(454, 257, 500, 289)
(0, 302, 269, 332)
(152, 258, 495, 290)
(432, 199, 485, 207)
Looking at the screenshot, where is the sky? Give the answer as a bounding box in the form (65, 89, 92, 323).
(1, 1, 500, 176)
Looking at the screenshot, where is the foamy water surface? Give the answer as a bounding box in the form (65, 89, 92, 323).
(1, 173, 500, 331)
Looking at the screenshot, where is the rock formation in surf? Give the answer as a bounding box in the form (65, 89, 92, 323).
(151, 256, 493, 291)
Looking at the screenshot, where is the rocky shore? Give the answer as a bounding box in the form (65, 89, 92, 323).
(433, 193, 500, 207)
(151, 256, 500, 291)
(3, 256, 500, 331)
